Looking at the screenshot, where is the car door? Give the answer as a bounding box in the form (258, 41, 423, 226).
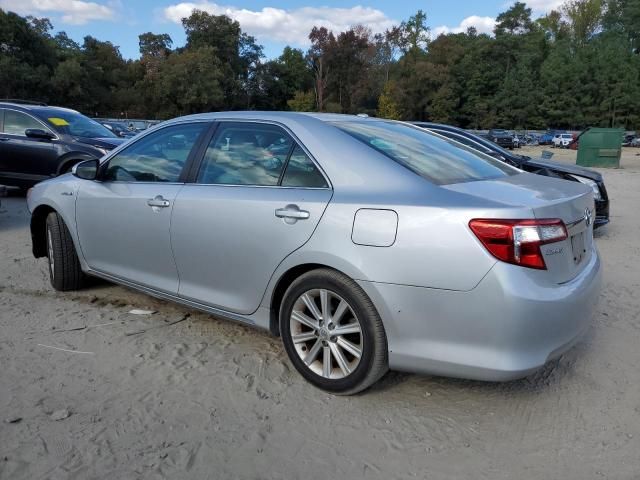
(0, 109, 59, 183)
(75, 121, 210, 294)
(170, 121, 333, 314)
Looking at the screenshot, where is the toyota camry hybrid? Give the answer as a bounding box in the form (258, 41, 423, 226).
(27, 112, 602, 394)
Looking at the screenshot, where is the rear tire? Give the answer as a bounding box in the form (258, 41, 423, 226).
(280, 269, 388, 395)
(46, 212, 87, 291)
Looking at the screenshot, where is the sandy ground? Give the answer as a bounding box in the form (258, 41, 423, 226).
(1, 147, 640, 479)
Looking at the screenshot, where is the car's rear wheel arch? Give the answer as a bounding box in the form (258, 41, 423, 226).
(270, 263, 349, 337)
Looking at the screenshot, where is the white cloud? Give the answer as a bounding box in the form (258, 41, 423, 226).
(519, 0, 564, 14)
(0, 0, 115, 24)
(163, 2, 396, 45)
(433, 15, 497, 37)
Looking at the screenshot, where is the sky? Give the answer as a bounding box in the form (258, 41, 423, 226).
(0, 0, 565, 59)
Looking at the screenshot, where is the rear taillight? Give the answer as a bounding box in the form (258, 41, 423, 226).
(469, 219, 567, 270)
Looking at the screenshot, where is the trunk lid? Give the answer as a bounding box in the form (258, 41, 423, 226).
(444, 172, 595, 283)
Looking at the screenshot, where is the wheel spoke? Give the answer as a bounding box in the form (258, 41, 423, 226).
(291, 310, 318, 330)
(322, 346, 331, 377)
(304, 339, 323, 365)
(336, 337, 362, 359)
(301, 293, 322, 322)
(332, 299, 348, 324)
(292, 331, 317, 344)
(320, 289, 330, 322)
(332, 322, 361, 336)
(329, 343, 351, 376)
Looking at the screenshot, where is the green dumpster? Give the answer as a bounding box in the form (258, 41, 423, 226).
(577, 127, 623, 168)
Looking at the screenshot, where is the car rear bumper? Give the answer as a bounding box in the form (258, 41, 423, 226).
(358, 247, 602, 381)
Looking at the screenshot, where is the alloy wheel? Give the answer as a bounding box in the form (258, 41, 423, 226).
(289, 288, 363, 379)
(47, 226, 55, 279)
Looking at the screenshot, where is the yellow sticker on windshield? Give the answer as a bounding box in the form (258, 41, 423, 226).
(48, 117, 69, 126)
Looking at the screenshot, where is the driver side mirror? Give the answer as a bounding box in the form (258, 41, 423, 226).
(25, 128, 55, 141)
(72, 159, 99, 180)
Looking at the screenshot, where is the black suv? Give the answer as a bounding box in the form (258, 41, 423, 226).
(487, 129, 514, 149)
(0, 101, 125, 189)
(413, 122, 610, 228)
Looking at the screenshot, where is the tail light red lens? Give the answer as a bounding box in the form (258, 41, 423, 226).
(469, 219, 568, 270)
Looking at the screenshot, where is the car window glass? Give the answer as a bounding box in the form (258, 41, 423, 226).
(4, 110, 44, 136)
(103, 123, 206, 182)
(281, 146, 328, 188)
(435, 130, 489, 152)
(197, 123, 292, 186)
(334, 121, 518, 185)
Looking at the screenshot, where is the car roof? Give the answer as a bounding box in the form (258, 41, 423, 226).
(0, 102, 81, 116)
(173, 111, 385, 126)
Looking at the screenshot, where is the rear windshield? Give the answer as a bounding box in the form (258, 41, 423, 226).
(332, 121, 519, 185)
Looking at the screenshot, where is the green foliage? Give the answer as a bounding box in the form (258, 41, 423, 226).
(1, 1, 640, 128)
(287, 91, 316, 111)
(377, 82, 401, 119)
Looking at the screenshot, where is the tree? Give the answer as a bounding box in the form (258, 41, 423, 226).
(494, 2, 535, 35)
(287, 91, 316, 111)
(307, 26, 335, 111)
(377, 82, 401, 119)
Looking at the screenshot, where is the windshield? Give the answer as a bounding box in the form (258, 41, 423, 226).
(36, 110, 117, 139)
(332, 121, 518, 185)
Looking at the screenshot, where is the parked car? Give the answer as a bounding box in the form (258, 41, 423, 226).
(413, 122, 609, 228)
(487, 128, 514, 149)
(0, 101, 125, 189)
(622, 134, 634, 146)
(539, 131, 560, 145)
(553, 133, 574, 148)
(631, 137, 640, 147)
(28, 112, 601, 394)
(98, 120, 137, 139)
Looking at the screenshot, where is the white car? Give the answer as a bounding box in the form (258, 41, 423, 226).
(553, 133, 574, 148)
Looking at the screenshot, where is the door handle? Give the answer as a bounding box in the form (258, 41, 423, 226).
(275, 205, 310, 221)
(147, 195, 171, 208)
(0, 137, 9, 142)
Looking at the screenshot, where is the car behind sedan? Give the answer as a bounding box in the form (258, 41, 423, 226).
(412, 122, 610, 228)
(0, 101, 124, 189)
(27, 112, 601, 394)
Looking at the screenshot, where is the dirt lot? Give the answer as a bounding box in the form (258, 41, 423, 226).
(1, 147, 639, 479)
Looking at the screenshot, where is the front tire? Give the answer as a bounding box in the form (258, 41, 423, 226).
(46, 212, 87, 291)
(280, 269, 388, 395)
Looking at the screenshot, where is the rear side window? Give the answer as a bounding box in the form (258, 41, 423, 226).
(4, 110, 45, 136)
(333, 121, 518, 185)
(281, 146, 328, 188)
(103, 123, 206, 182)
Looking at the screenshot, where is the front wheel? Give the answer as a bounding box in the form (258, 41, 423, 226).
(280, 269, 388, 395)
(46, 212, 87, 291)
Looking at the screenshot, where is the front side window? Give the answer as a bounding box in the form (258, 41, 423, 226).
(197, 123, 294, 186)
(3, 110, 45, 136)
(333, 121, 518, 185)
(103, 123, 206, 182)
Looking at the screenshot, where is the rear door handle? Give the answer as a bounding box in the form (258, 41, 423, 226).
(275, 205, 310, 221)
(0, 137, 9, 142)
(147, 195, 171, 208)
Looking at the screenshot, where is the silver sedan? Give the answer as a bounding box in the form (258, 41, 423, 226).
(27, 112, 602, 394)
